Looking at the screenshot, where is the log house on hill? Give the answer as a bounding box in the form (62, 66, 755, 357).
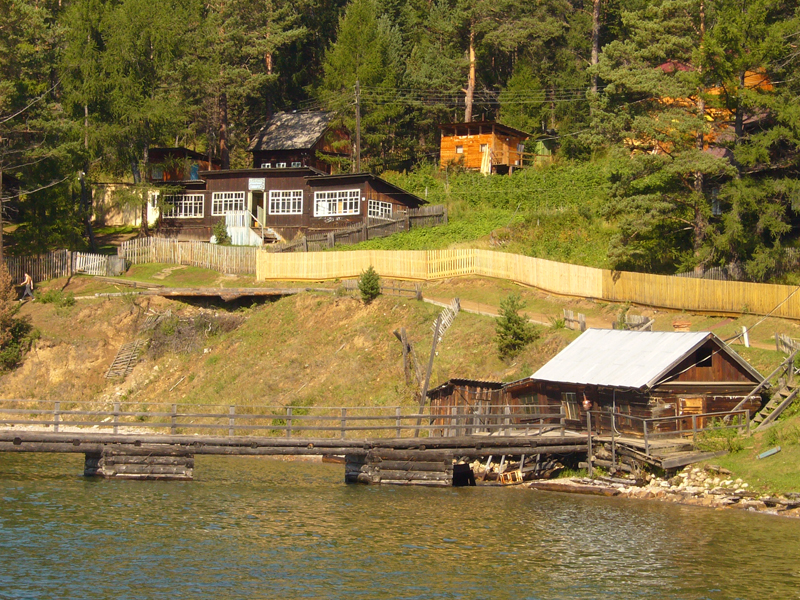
(247, 111, 349, 174)
(505, 329, 764, 435)
(153, 167, 425, 243)
(148, 111, 423, 243)
(439, 121, 529, 175)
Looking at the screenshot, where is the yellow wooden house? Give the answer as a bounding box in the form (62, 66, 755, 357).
(439, 121, 530, 175)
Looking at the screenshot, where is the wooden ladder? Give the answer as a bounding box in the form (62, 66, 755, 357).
(105, 340, 146, 379)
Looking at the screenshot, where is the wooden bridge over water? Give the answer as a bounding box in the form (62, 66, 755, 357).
(0, 400, 748, 485)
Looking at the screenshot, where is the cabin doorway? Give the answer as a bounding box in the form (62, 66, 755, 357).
(250, 191, 265, 225)
(678, 397, 705, 433)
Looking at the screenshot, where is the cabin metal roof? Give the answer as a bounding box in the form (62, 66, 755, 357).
(247, 111, 333, 152)
(531, 329, 762, 391)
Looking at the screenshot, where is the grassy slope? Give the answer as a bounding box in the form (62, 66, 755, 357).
(344, 161, 616, 269)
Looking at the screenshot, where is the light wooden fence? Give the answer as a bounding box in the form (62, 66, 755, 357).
(118, 238, 258, 275)
(257, 249, 800, 320)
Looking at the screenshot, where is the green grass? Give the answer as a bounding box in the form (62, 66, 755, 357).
(705, 410, 800, 494)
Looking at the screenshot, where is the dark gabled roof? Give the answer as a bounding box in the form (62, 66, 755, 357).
(248, 111, 334, 152)
(305, 173, 426, 205)
(198, 166, 327, 177)
(439, 121, 531, 140)
(427, 378, 504, 398)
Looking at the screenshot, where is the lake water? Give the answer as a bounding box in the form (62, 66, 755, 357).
(1, 454, 799, 600)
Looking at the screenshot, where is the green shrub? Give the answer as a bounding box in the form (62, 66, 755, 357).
(212, 219, 230, 245)
(37, 289, 76, 308)
(697, 419, 745, 453)
(495, 293, 539, 359)
(358, 265, 381, 304)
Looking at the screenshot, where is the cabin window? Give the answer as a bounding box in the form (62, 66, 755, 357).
(261, 163, 272, 169)
(276, 162, 287, 168)
(162, 194, 204, 218)
(314, 189, 360, 217)
(455, 145, 464, 154)
(291, 161, 302, 168)
(479, 144, 488, 153)
(696, 347, 713, 368)
(517, 143, 525, 153)
(212, 191, 246, 215)
(368, 199, 392, 220)
(561, 392, 580, 420)
(269, 189, 303, 215)
(151, 166, 164, 181)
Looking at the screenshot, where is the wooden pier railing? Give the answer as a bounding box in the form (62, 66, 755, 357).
(0, 400, 566, 440)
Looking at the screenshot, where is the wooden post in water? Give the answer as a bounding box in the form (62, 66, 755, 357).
(587, 411, 593, 478)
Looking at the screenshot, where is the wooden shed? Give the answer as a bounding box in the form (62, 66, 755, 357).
(505, 329, 764, 436)
(439, 121, 529, 175)
(247, 111, 349, 174)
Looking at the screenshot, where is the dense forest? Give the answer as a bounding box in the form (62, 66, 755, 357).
(0, 0, 799, 279)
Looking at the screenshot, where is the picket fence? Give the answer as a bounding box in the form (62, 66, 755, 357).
(118, 237, 257, 275)
(2, 250, 124, 282)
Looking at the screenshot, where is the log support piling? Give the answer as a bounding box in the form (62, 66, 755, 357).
(84, 449, 194, 480)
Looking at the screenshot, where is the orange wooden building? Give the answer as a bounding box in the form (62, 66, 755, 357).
(439, 121, 529, 175)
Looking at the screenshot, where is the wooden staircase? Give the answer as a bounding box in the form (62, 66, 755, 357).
(729, 350, 799, 431)
(753, 377, 800, 431)
(105, 340, 146, 378)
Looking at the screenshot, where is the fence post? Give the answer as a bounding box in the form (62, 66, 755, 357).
(587, 410, 593, 477)
(287, 407, 293, 438)
(504, 405, 511, 436)
(54, 401, 60, 433)
(560, 404, 566, 436)
(692, 414, 697, 446)
(395, 407, 401, 438)
(228, 405, 235, 437)
(113, 401, 120, 434)
(171, 403, 177, 435)
(340, 408, 347, 440)
(745, 411, 750, 436)
(643, 421, 649, 456)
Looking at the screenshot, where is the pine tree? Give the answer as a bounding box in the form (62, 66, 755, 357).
(495, 293, 537, 360)
(358, 265, 381, 303)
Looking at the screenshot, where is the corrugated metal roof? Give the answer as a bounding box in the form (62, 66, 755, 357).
(531, 329, 761, 390)
(247, 111, 332, 152)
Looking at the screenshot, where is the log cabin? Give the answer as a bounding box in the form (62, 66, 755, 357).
(439, 121, 529, 175)
(247, 111, 349, 174)
(153, 167, 425, 243)
(504, 329, 764, 436)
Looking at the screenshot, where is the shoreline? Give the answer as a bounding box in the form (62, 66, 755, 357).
(525, 465, 800, 518)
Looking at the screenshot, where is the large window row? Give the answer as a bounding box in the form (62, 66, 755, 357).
(314, 189, 360, 217)
(269, 190, 303, 215)
(212, 191, 246, 216)
(162, 194, 205, 218)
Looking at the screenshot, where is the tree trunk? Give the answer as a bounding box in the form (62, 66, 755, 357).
(464, 26, 475, 123)
(140, 143, 150, 236)
(80, 171, 97, 253)
(591, 0, 600, 94)
(219, 92, 230, 170)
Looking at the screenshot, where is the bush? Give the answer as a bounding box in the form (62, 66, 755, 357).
(697, 419, 745, 453)
(37, 289, 76, 308)
(358, 265, 381, 304)
(212, 219, 230, 245)
(495, 293, 538, 359)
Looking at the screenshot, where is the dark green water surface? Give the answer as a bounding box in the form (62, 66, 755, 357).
(1, 454, 799, 600)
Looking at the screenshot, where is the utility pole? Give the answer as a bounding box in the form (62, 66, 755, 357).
(354, 79, 362, 173)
